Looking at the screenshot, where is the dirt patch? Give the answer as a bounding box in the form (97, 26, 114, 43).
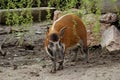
(0, 23, 120, 80)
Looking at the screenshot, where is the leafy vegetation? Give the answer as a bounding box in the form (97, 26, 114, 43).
(0, 0, 118, 45)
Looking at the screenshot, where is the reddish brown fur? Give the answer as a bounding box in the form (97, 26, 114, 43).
(44, 14, 87, 52)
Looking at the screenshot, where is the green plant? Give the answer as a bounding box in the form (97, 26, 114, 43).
(4, 0, 34, 46)
(1, 0, 119, 46)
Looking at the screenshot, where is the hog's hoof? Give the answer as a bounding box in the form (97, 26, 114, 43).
(57, 65, 63, 70)
(50, 69, 56, 73)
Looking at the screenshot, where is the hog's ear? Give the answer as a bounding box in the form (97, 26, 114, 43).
(59, 27, 66, 38)
(46, 26, 50, 35)
(47, 26, 49, 32)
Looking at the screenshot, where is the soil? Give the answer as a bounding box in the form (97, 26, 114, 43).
(0, 23, 120, 80)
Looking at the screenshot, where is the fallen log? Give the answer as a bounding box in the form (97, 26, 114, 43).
(0, 7, 56, 24)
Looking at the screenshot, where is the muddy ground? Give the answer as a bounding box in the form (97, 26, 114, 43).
(0, 23, 120, 80)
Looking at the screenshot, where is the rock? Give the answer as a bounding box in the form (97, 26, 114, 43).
(13, 54, 18, 57)
(100, 23, 111, 34)
(0, 27, 4, 31)
(18, 48, 25, 52)
(100, 13, 117, 24)
(53, 8, 82, 21)
(35, 31, 42, 35)
(100, 25, 120, 51)
(4, 27, 12, 33)
(100, 13, 119, 34)
(29, 71, 39, 77)
(53, 10, 62, 21)
(100, 0, 120, 13)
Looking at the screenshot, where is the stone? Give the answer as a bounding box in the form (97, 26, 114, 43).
(4, 27, 12, 33)
(53, 10, 62, 21)
(100, 13, 117, 24)
(53, 8, 82, 21)
(100, 25, 120, 51)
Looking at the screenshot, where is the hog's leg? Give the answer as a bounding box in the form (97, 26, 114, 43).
(50, 58, 56, 73)
(84, 48, 88, 63)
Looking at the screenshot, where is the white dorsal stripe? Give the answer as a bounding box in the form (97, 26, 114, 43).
(51, 13, 72, 30)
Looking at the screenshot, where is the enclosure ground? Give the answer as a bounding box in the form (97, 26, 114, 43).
(0, 23, 120, 80)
